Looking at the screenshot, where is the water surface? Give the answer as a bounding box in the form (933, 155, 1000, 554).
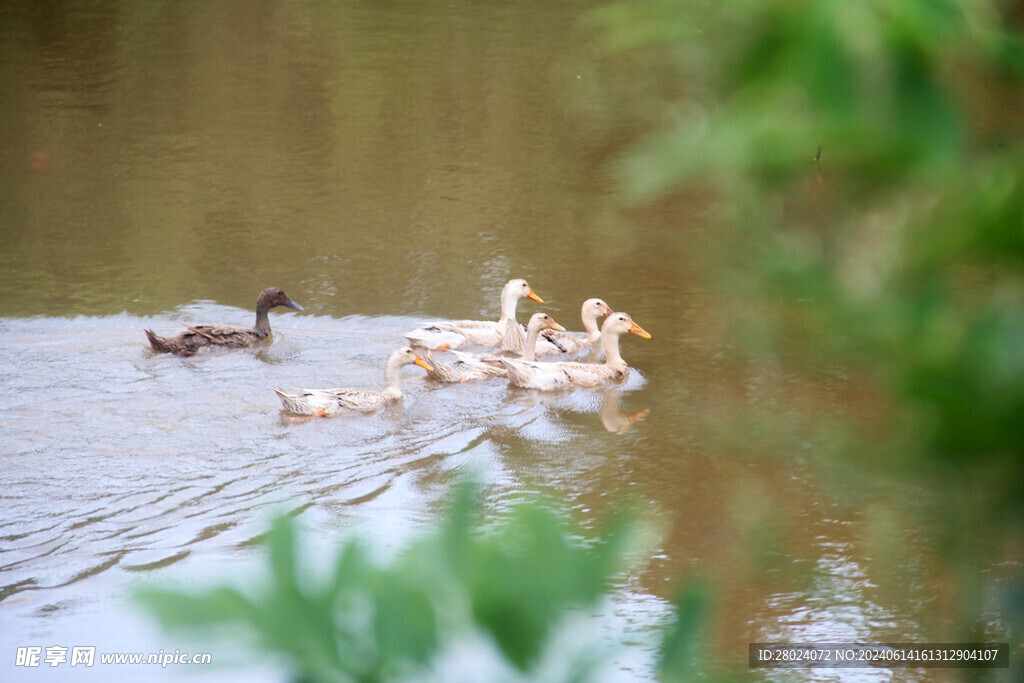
(0, 2, 974, 681)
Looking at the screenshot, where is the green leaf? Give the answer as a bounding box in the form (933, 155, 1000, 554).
(658, 583, 709, 681)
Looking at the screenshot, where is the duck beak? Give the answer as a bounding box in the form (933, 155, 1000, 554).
(629, 321, 651, 339)
(550, 321, 566, 332)
(413, 354, 433, 372)
(527, 288, 544, 303)
(286, 298, 303, 311)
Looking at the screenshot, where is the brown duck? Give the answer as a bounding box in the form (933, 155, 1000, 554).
(145, 287, 303, 356)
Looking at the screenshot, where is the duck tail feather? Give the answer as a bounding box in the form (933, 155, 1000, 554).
(145, 329, 172, 354)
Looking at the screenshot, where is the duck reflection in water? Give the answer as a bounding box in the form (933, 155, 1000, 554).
(599, 389, 649, 433)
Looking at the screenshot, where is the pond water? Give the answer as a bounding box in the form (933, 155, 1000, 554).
(0, 2, 979, 681)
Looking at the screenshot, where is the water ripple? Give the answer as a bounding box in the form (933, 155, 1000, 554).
(1, 310, 647, 611)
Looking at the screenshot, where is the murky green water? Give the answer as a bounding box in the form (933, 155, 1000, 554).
(0, 2, 978, 681)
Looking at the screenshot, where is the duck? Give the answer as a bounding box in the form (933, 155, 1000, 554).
(145, 287, 303, 356)
(421, 313, 566, 383)
(501, 312, 651, 391)
(402, 278, 543, 352)
(534, 298, 615, 357)
(274, 347, 432, 416)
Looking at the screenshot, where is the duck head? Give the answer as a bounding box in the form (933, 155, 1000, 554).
(526, 312, 566, 334)
(503, 279, 544, 305)
(602, 312, 651, 339)
(259, 287, 304, 311)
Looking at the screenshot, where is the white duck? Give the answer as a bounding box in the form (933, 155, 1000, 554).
(502, 312, 651, 391)
(423, 313, 566, 383)
(275, 347, 432, 416)
(534, 298, 615, 357)
(402, 279, 543, 352)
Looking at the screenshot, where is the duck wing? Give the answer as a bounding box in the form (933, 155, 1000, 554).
(501, 358, 625, 391)
(274, 387, 390, 415)
(402, 320, 502, 350)
(534, 329, 589, 357)
(420, 352, 467, 383)
(447, 350, 508, 380)
(145, 324, 261, 356)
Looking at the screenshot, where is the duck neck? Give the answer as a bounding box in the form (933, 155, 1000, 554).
(602, 331, 626, 369)
(497, 289, 521, 325)
(382, 358, 404, 397)
(253, 298, 273, 337)
(582, 309, 601, 342)
(522, 325, 542, 361)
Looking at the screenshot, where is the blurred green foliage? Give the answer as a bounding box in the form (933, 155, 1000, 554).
(590, 0, 1022, 193)
(139, 482, 708, 682)
(590, 0, 1024, 497)
(589, 0, 1024, 655)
